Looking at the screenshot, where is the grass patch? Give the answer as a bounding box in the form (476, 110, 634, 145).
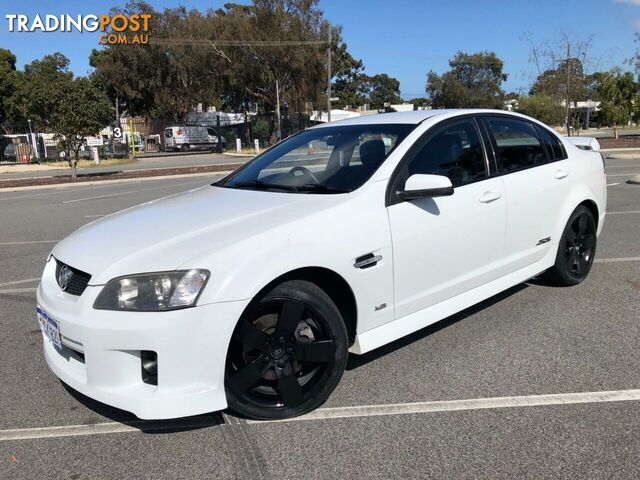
(43, 157, 138, 169)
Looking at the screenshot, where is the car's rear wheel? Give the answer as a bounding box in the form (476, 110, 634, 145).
(225, 280, 348, 420)
(543, 205, 597, 286)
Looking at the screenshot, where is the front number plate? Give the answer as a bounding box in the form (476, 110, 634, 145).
(36, 306, 62, 349)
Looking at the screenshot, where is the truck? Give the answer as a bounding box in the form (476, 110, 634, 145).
(164, 125, 227, 152)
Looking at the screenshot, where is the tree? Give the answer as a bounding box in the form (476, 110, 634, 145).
(517, 95, 565, 126)
(366, 74, 402, 109)
(407, 97, 430, 108)
(46, 78, 112, 178)
(426, 51, 507, 108)
(522, 32, 594, 132)
(0, 49, 22, 127)
(592, 69, 637, 139)
(90, 0, 358, 128)
(331, 46, 368, 109)
(16, 53, 75, 128)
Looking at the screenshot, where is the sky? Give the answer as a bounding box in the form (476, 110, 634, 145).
(0, 0, 637, 99)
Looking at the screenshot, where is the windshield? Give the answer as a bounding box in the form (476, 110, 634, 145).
(218, 124, 414, 193)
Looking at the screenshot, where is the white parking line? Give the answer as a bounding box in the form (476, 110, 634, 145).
(0, 277, 40, 287)
(595, 257, 640, 263)
(606, 183, 620, 187)
(2, 388, 640, 441)
(0, 287, 37, 294)
(0, 240, 59, 245)
(606, 173, 640, 177)
(606, 210, 640, 215)
(606, 164, 640, 168)
(62, 180, 206, 204)
(251, 388, 640, 424)
(85, 214, 106, 218)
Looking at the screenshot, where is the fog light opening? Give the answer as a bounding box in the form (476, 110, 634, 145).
(141, 350, 158, 386)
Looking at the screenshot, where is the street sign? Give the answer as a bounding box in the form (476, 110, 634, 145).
(329, 97, 339, 102)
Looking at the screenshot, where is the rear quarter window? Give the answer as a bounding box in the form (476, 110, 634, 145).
(536, 126, 568, 162)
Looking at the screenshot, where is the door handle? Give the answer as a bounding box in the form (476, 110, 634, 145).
(479, 191, 502, 203)
(554, 169, 569, 179)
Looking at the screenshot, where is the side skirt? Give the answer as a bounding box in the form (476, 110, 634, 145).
(349, 248, 556, 355)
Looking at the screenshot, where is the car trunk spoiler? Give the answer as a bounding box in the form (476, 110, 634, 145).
(566, 136, 601, 152)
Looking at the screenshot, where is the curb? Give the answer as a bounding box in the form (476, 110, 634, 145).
(0, 170, 233, 193)
(600, 148, 640, 153)
(628, 175, 640, 185)
(223, 152, 256, 158)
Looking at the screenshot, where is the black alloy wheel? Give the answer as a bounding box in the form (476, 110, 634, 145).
(225, 280, 348, 420)
(543, 205, 597, 286)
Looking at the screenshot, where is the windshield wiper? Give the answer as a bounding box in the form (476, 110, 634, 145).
(295, 184, 350, 194)
(231, 180, 297, 192)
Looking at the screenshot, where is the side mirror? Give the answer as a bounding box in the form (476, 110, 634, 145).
(397, 174, 454, 201)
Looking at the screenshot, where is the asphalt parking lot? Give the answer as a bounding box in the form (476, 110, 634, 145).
(1, 155, 639, 479)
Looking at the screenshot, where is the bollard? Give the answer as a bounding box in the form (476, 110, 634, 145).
(236, 138, 242, 153)
(91, 147, 100, 165)
(254, 139, 260, 155)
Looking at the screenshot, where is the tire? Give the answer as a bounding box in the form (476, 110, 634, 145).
(542, 205, 597, 286)
(225, 280, 348, 420)
(180, 144, 190, 152)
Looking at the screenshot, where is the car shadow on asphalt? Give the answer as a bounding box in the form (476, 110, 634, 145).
(346, 283, 529, 371)
(60, 382, 225, 434)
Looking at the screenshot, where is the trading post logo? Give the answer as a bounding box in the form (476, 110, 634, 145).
(5, 13, 152, 45)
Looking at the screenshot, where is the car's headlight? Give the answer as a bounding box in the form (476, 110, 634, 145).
(93, 270, 209, 311)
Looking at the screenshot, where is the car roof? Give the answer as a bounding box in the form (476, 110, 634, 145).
(310, 108, 518, 128)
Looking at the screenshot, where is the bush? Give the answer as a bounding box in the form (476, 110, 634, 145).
(517, 95, 564, 126)
(253, 118, 271, 143)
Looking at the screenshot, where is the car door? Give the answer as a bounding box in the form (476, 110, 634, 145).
(387, 117, 508, 320)
(480, 115, 569, 271)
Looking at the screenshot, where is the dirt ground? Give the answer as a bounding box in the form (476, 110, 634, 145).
(598, 136, 640, 149)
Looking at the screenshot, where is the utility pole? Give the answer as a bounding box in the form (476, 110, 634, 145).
(565, 42, 571, 136)
(275, 78, 281, 141)
(326, 27, 332, 123)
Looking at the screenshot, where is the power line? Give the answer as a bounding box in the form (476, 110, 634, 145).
(149, 38, 328, 47)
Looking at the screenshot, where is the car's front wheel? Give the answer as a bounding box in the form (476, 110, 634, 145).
(225, 280, 348, 420)
(543, 205, 597, 285)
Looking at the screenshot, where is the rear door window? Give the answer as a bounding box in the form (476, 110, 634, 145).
(486, 117, 545, 172)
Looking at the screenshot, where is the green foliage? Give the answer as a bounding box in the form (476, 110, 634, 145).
(591, 69, 637, 136)
(426, 51, 507, 109)
(90, 0, 354, 121)
(3, 52, 112, 175)
(16, 53, 76, 129)
(367, 74, 402, 109)
(407, 97, 429, 108)
(0, 49, 22, 126)
(253, 117, 271, 143)
(516, 95, 565, 126)
(530, 58, 588, 105)
(47, 77, 113, 175)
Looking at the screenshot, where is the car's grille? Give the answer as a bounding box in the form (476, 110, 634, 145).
(54, 259, 92, 296)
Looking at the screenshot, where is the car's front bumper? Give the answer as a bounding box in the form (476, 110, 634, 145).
(36, 260, 249, 420)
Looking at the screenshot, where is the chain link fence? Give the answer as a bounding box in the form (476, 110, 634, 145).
(0, 112, 313, 165)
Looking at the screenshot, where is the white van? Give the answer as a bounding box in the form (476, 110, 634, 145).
(164, 125, 226, 152)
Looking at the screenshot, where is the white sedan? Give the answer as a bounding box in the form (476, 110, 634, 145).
(37, 109, 606, 420)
